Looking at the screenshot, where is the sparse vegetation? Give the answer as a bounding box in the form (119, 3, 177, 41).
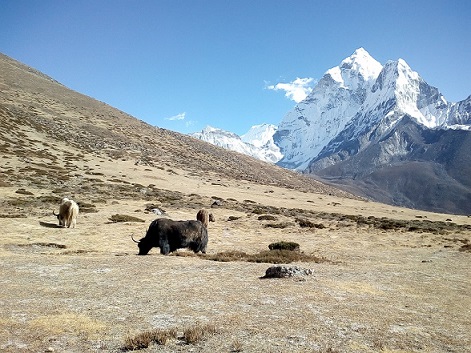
(123, 327, 177, 350)
(109, 214, 145, 223)
(268, 241, 300, 251)
(202, 249, 327, 264)
(295, 217, 326, 228)
(183, 323, 217, 344)
(264, 222, 292, 229)
(17, 242, 66, 249)
(122, 323, 217, 351)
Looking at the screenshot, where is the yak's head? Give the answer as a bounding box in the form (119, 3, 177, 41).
(53, 210, 65, 227)
(131, 235, 152, 255)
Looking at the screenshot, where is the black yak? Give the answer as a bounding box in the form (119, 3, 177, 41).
(132, 217, 208, 255)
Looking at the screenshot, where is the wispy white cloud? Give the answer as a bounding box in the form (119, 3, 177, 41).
(165, 112, 186, 121)
(267, 77, 315, 103)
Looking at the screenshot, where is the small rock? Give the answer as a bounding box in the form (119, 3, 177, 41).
(151, 208, 163, 215)
(211, 200, 223, 207)
(261, 266, 313, 279)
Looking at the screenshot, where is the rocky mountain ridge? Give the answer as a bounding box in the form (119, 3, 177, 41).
(288, 49, 471, 214)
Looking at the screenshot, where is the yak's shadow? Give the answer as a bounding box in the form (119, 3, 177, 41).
(39, 221, 63, 228)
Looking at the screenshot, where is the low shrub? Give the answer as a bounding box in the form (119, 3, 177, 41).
(123, 328, 177, 350)
(268, 241, 300, 251)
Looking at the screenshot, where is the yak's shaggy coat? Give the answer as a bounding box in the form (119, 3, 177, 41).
(55, 197, 79, 228)
(133, 216, 208, 255)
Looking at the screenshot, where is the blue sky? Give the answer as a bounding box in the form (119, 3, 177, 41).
(1, 0, 470, 135)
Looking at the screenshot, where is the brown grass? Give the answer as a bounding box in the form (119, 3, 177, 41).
(123, 327, 178, 350)
(123, 323, 217, 350)
(202, 249, 327, 264)
(183, 323, 218, 344)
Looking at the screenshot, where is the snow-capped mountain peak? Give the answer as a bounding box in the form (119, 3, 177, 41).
(274, 48, 384, 170)
(241, 123, 278, 148)
(340, 47, 382, 80)
(190, 125, 282, 164)
(275, 48, 471, 170)
(326, 47, 382, 89)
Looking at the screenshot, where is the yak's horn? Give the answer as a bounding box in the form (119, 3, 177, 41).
(131, 234, 140, 243)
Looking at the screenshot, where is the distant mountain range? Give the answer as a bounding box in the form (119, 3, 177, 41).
(190, 124, 282, 164)
(193, 48, 471, 215)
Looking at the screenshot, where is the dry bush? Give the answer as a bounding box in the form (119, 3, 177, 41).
(123, 327, 177, 350)
(109, 214, 145, 223)
(183, 323, 217, 344)
(123, 324, 216, 350)
(268, 241, 300, 251)
(295, 217, 326, 229)
(123, 331, 153, 350)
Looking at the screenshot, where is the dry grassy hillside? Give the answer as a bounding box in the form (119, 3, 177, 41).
(0, 53, 351, 197)
(1, 53, 470, 353)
